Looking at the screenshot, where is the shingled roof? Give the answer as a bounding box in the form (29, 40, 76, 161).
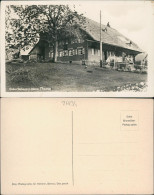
(81, 18, 143, 53)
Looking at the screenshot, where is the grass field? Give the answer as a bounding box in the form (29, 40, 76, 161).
(6, 61, 147, 92)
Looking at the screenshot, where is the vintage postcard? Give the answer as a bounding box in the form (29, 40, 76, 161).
(1, 1, 154, 97)
(1, 98, 153, 194)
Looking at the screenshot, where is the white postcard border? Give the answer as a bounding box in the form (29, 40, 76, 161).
(1, 1, 154, 97)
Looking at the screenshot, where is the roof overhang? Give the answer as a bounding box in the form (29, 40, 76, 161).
(86, 39, 142, 55)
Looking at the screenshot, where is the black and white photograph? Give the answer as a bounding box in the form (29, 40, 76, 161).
(1, 2, 154, 194)
(1, 1, 154, 97)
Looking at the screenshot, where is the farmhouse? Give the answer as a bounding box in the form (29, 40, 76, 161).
(24, 18, 143, 66)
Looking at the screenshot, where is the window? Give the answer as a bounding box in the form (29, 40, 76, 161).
(69, 49, 73, 56)
(78, 48, 84, 55)
(59, 51, 63, 57)
(49, 52, 53, 58)
(83, 48, 85, 54)
(126, 41, 132, 46)
(73, 49, 77, 55)
(78, 48, 81, 55)
(64, 50, 68, 56)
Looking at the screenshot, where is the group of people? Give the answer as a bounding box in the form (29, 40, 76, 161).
(106, 55, 134, 66)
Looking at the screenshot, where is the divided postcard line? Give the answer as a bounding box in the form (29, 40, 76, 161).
(72, 110, 74, 186)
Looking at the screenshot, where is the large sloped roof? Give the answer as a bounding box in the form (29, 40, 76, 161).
(81, 18, 143, 53)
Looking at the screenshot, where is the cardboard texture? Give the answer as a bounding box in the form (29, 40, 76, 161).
(1, 98, 153, 194)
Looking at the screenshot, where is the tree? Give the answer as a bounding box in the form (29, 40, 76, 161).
(6, 5, 85, 62)
(5, 5, 40, 59)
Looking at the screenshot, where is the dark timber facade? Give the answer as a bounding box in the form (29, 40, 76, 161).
(28, 18, 143, 66)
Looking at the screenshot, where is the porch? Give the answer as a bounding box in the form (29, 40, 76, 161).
(86, 40, 139, 67)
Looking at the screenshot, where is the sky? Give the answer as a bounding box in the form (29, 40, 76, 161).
(72, 1, 154, 52)
(5, 1, 154, 52)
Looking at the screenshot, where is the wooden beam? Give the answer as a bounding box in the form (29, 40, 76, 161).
(100, 10, 103, 67)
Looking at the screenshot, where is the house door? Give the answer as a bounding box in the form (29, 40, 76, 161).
(40, 46, 45, 60)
